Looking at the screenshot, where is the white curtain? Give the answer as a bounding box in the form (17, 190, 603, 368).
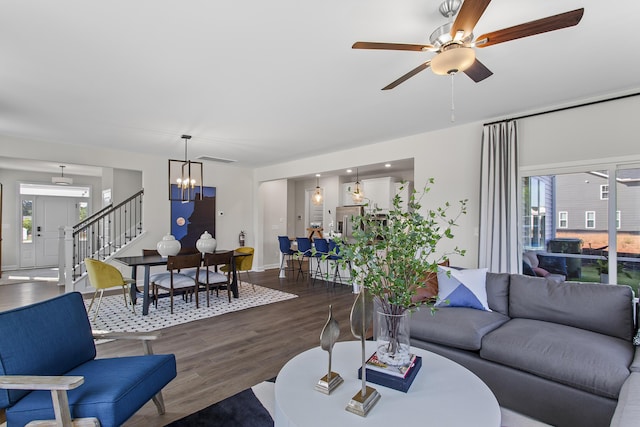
(479, 121, 519, 273)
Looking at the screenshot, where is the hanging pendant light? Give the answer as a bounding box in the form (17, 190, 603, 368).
(351, 168, 364, 203)
(168, 135, 203, 202)
(312, 175, 323, 205)
(52, 165, 73, 185)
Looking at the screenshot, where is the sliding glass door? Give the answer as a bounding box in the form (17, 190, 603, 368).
(521, 165, 640, 294)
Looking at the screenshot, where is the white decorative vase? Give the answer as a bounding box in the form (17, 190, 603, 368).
(196, 231, 217, 254)
(157, 234, 181, 257)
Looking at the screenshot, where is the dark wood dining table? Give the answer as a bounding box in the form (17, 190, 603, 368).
(115, 250, 247, 315)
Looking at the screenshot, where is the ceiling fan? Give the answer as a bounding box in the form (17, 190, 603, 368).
(352, 0, 584, 90)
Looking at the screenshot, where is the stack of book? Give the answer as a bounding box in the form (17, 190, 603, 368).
(357, 352, 422, 393)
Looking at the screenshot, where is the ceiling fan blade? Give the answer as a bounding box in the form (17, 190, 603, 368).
(352, 41, 433, 52)
(464, 59, 493, 82)
(450, 0, 492, 39)
(382, 62, 430, 90)
(475, 8, 584, 48)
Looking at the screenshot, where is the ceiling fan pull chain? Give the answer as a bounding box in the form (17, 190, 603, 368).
(450, 73, 455, 122)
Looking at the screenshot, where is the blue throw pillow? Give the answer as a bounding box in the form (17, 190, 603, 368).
(436, 266, 490, 311)
(537, 255, 568, 276)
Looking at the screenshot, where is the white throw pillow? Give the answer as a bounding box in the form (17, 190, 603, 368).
(436, 266, 491, 311)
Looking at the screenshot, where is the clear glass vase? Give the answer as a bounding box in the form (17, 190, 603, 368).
(374, 310, 411, 367)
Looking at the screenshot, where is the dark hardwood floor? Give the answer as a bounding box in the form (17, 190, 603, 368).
(0, 267, 358, 426)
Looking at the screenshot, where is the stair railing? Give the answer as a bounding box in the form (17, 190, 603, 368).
(70, 189, 144, 280)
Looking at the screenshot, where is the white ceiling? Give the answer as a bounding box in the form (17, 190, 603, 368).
(1, 0, 639, 169)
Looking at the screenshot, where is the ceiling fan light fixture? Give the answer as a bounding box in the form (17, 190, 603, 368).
(430, 45, 476, 75)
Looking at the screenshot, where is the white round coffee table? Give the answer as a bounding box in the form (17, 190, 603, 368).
(274, 341, 500, 426)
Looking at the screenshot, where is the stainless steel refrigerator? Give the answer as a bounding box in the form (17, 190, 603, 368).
(336, 206, 364, 243)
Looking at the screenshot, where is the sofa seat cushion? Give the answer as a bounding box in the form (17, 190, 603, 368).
(480, 319, 633, 399)
(410, 307, 509, 351)
(6, 354, 177, 427)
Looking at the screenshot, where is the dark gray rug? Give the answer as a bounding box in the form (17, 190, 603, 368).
(165, 388, 273, 427)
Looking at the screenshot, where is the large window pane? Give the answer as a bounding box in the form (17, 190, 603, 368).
(616, 167, 640, 292)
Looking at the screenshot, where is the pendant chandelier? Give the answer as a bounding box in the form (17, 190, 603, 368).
(312, 175, 323, 205)
(168, 134, 203, 202)
(351, 168, 364, 204)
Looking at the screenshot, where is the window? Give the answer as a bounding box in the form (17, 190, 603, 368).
(585, 211, 596, 229)
(523, 167, 640, 290)
(522, 176, 547, 249)
(558, 211, 568, 228)
(21, 199, 33, 243)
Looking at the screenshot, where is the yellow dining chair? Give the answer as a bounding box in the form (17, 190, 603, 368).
(222, 247, 255, 291)
(85, 258, 136, 321)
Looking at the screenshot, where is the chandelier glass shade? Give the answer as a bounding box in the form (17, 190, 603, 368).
(168, 135, 203, 202)
(351, 168, 364, 204)
(312, 177, 323, 205)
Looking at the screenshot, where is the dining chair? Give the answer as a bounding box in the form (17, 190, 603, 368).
(187, 251, 234, 305)
(222, 247, 255, 291)
(278, 236, 296, 276)
(311, 238, 330, 286)
(152, 253, 202, 314)
(296, 237, 313, 281)
(84, 258, 135, 320)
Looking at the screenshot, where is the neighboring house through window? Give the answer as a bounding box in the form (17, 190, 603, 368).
(600, 184, 609, 200)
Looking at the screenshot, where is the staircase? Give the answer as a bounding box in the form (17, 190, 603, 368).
(59, 190, 144, 286)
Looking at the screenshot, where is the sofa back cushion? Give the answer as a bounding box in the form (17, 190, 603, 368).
(0, 292, 96, 408)
(509, 274, 635, 341)
(486, 272, 510, 316)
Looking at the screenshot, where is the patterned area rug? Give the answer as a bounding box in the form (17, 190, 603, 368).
(86, 281, 297, 333)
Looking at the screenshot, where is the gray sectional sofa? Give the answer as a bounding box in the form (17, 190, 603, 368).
(409, 273, 639, 427)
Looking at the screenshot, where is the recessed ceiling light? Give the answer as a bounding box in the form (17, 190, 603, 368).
(385, 163, 391, 168)
(315, 173, 321, 177)
(346, 169, 352, 173)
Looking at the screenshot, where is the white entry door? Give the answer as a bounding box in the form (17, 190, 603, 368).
(20, 196, 80, 268)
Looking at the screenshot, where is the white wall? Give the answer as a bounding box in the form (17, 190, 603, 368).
(256, 122, 484, 268)
(0, 167, 102, 269)
(0, 135, 254, 271)
(255, 95, 640, 270)
(2, 95, 639, 273)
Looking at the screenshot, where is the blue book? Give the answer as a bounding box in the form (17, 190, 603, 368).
(358, 355, 422, 393)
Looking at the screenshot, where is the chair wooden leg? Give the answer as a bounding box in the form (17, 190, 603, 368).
(152, 391, 166, 415)
(169, 289, 174, 314)
(206, 284, 210, 307)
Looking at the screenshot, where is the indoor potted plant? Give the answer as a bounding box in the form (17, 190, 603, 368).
(336, 179, 467, 366)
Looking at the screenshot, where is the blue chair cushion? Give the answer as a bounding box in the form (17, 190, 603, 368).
(6, 354, 177, 427)
(0, 292, 96, 407)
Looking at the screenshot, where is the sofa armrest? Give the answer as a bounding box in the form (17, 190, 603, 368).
(92, 330, 161, 355)
(610, 372, 640, 427)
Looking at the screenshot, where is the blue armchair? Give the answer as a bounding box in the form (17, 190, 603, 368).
(0, 292, 177, 426)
